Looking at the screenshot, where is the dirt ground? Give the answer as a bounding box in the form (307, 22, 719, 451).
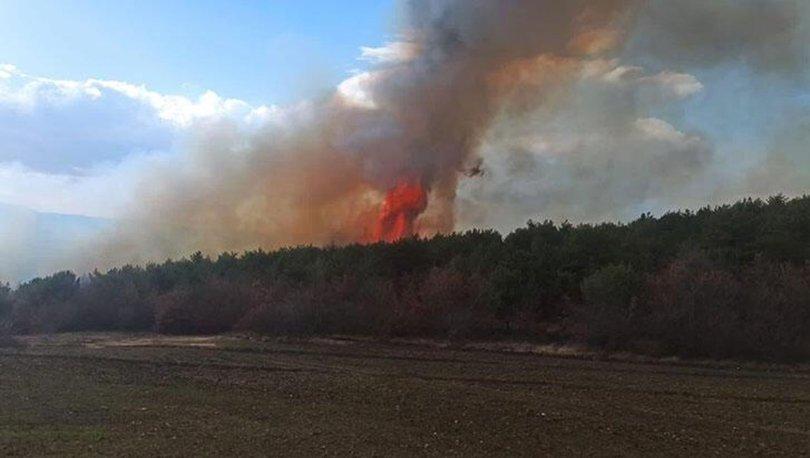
(1, 333, 809, 456)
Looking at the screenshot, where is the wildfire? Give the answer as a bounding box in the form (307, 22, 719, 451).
(375, 180, 428, 242)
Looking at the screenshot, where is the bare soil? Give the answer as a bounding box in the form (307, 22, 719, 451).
(1, 333, 809, 456)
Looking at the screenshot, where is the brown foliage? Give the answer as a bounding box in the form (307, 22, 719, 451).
(154, 278, 257, 335)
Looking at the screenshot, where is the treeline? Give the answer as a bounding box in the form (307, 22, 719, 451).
(2, 195, 810, 361)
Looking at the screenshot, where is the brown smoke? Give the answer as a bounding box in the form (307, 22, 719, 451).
(87, 0, 634, 268)
(625, 0, 808, 76)
(84, 0, 809, 270)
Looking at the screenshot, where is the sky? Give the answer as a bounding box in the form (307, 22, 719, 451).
(0, 0, 397, 216)
(0, 0, 396, 106)
(0, 0, 808, 282)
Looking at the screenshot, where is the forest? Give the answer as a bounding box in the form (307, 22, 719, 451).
(2, 195, 810, 361)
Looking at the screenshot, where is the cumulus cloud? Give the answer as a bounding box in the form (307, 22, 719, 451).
(337, 71, 380, 109)
(86, 81, 262, 128)
(0, 66, 276, 174)
(0, 63, 293, 217)
(0, 68, 272, 126)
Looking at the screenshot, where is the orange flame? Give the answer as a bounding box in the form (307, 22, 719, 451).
(375, 180, 428, 242)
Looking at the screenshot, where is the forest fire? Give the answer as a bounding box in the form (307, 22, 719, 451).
(374, 180, 428, 242)
(88, 0, 657, 265)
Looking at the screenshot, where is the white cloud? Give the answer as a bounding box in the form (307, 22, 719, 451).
(338, 71, 379, 109)
(590, 61, 703, 99)
(635, 117, 687, 142)
(339, 42, 420, 109)
(639, 71, 703, 98)
(244, 104, 286, 126)
(0, 65, 321, 221)
(0, 64, 18, 79)
(88, 80, 275, 127)
(0, 64, 285, 186)
(0, 66, 276, 128)
(359, 41, 418, 64)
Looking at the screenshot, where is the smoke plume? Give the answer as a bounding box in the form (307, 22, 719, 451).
(83, 0, 809, 270)
(86, 0, 630, 266)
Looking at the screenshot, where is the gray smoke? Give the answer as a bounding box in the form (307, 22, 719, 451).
(69, 0, 810, 272)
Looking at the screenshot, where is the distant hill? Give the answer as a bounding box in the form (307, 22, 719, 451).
(0, 203, 110, 283)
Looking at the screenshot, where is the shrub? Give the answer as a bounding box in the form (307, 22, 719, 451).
(580, 264, 642, 348)
(236, 276, 402, 337)
(640, 254, 810, 360)
(0, 283, 11, 321)
(154, 277, 256, 334)
(69, 272, 154, 331)
(644, 254, 744, 358)
(737, 261, 810, 360)
(418, 267, 491, 338)
(10, 272, 79, 334)
(0, 307, 22, 348)
(235, 294, 315, 336)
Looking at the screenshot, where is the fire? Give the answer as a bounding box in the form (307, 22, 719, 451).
(375, 180, 428, 242)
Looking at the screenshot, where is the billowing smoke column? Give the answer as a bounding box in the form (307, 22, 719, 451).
(89, 0, 634, 267)
(353, 0, 632, 238)
(84, 0, 809, 271)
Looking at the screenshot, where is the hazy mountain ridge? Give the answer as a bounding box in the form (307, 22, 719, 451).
(0, 203, 110, 283)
